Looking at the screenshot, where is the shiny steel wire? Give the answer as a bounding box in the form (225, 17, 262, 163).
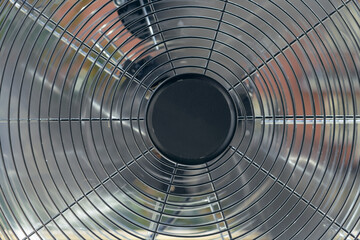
(0, 0, 360, 239)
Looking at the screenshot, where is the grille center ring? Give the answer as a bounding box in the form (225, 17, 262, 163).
(146, 74, 237, 165)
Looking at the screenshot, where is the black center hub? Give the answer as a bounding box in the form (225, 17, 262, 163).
(146, 74, 236, 165)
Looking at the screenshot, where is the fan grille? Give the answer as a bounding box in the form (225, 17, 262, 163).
(0, 0, 360, 239)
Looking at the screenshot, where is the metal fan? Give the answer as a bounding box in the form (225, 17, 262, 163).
(0, 0, 359, 239)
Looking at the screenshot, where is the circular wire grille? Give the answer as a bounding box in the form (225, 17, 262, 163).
(0, 0, 360, 239)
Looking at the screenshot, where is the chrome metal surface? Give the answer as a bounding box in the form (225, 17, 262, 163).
(0, 0, 360, 239)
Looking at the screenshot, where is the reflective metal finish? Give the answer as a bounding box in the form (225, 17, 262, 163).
(0, 0, 359, 239)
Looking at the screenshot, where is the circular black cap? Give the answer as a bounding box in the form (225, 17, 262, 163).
(146, 74, 236, 165)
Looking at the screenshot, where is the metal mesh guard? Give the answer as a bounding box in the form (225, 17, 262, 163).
(0, 0, 360, 239)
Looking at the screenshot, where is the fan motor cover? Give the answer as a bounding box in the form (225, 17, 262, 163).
(0, 0, 360, 239)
